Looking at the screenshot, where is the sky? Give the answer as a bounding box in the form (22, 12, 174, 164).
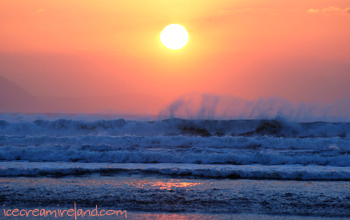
(0, 0, 349, 114)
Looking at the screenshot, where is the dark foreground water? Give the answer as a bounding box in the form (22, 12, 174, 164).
(1, 174, 350, 219)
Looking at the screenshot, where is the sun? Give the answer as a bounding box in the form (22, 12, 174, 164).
(160, 24, 189, 50)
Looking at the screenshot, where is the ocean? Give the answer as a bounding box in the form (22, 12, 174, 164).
(1, 115, 350, 219)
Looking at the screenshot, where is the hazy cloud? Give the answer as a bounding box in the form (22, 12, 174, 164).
(36, 8, 45, 13)
(307, 9, 320, 14)
(343, 7, 350, 14)
(323, 7, 341, 13)
(308, 6, 350, 15)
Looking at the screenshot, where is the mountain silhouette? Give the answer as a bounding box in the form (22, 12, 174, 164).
(0, 75, 40, 112)
(0, 75, 165, 115)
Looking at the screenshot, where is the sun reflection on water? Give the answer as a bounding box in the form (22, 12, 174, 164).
(150, 181, 201, 190)
(126, 179, 202, 190)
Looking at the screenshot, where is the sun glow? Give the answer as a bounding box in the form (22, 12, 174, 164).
(160, 24, 189, 50)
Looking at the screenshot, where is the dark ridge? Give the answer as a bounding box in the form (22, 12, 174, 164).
(179, 125, 211, 137)
(255, 120, 283, 135)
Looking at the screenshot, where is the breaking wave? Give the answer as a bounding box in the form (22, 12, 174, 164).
(0, 117, 349, 138)
(1, 162, 350, 180)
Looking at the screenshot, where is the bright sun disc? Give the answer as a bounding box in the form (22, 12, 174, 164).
(160, 24, 189, 50)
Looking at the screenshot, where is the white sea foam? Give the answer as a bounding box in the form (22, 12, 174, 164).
(0, 142, 350, 166)
(0, 135, 349, 150)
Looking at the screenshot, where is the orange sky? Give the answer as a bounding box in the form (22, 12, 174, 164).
(0, 0, 349, 113)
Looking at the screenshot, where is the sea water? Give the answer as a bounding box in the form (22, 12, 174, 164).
(0, 116, 350, 219)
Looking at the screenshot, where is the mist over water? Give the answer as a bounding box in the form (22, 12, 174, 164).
(159, 93, 350, 122)
(1, 93, 350, 123)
